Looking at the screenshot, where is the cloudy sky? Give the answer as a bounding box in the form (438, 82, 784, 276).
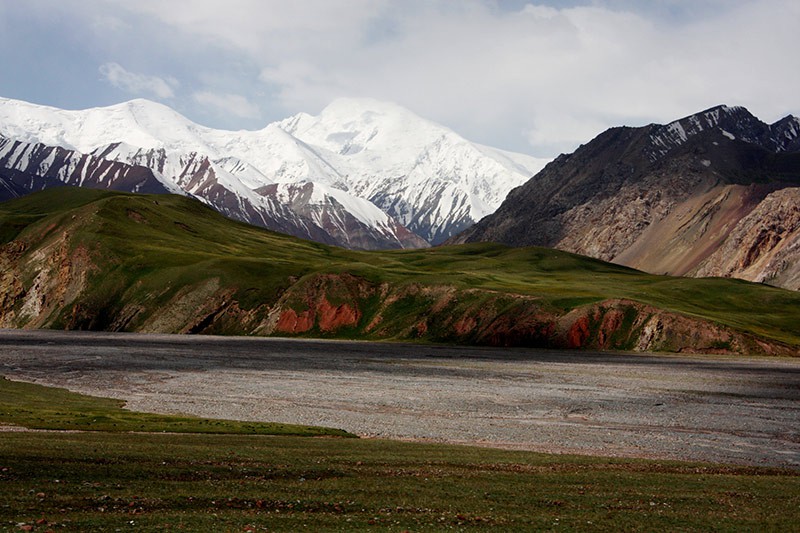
(0, 0, 797, 157)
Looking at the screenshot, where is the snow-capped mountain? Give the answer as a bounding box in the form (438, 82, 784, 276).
(0, 134, 172, 198)
(0, 96, 547, 247)
(276, 98, 548, 243)
(257, 181, 428, 249)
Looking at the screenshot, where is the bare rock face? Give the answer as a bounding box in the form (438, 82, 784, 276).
(553, 299, 788, 356)
(0, 224, 97, 329)
(266, 273, 370, 334)
(451, 106, 800, 289)
(692, 188, 800, 289)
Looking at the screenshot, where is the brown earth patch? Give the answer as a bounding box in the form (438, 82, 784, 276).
(275, 309, 315, 334)
(126, 209, 147, 223)
(597, 308, 625, 348)
(317, 299, 360, 332)
(453, 316, 478, 336)
(551, 299, 799, 356)
(567, 316, 591, 348)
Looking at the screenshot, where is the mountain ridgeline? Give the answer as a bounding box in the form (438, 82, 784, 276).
(450, 105, 800, 290)
(0, 96, 547, 249)
(1, 188, 799, 355)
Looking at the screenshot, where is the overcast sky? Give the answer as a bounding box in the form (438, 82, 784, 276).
(0, 0, 797, 157)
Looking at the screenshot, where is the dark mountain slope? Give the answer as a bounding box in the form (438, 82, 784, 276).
(451, 106, 800, 289)
(0, 173, 26, 202)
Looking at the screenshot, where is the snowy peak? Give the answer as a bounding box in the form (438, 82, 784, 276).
(93, 98, 209, 151)
(280, 97, 443, 154)
(0, 96, 218, 156)
(287, 97, 423, 129)
(275, 97, 549, 243)
(647, 105, 800, 161)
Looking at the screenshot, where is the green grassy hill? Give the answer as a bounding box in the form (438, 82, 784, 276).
(1, 188, 798, 354)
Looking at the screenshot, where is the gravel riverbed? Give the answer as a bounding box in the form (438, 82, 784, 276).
(1, 329, 798, 468)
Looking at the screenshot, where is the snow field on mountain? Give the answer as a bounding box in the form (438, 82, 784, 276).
(0, 95, 549, 247)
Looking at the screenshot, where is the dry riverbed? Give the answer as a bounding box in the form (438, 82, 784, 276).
(1, 329, 798, 468)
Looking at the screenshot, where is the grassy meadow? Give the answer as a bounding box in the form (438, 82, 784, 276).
(2, 189, 799, 530)
(0, 377, 798, 531)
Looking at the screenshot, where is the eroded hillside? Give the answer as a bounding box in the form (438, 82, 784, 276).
(1, 188, 798, 355)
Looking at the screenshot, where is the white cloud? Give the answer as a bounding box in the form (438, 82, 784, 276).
(99, 62, 177, 99)
(102, 0, 386, 64)
(67, 1, 800, 155)
(192, 91, 261, 119)
(91, 14, 128, 33)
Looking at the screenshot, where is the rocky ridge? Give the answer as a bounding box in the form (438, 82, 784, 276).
(2, 242, 792, 354)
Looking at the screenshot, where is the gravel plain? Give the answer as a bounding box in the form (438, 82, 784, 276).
(1, 329, 798, 468)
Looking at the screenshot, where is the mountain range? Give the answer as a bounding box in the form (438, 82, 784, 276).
(3, 96, 799, 293)
(0, 96, 547, 249)
(451, 105, 800, 290)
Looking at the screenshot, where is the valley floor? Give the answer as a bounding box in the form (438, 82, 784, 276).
(1, 330, 798, 468)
